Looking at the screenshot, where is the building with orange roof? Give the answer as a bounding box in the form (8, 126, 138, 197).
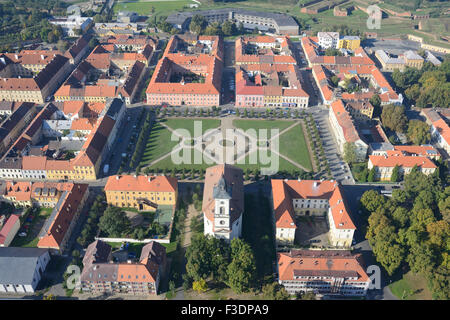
(3, 50, 64, 75)
(420, 108, 450, 154)
(235, 36, 296, 66)
(0, 98, 125, 181)
(104, 35, 158, 52)
(0, 214, 20, 247)
(271, 179, 356, 247)
(236, 63, 309, 108)
(329, 100, 368, 161)
(202, 164, 244, 242)
(312, 62, 402, 106)
(37, 183, 89, 253)
(368, 154, 437, 181)
(387, 145, 441, 160)
(0, 52, 71, 104)
(146, 35, 223, 107)
(55, 43, 147, 105)
(80, 240, 167, 295)
(277, 249, 370, 296)
(105, 175, 178, 211)
(2, 181, 76, 208)
(301, 36, 373, 68)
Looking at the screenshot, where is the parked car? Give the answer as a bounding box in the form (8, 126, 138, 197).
(18, 232, 27, 237)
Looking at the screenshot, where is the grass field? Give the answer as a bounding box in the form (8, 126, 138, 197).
(163, 118, 221, 138)
(389, 271, 433, 300)
(140, 118, 221, 167)
(279, 123, 312, 171)
(113, 0, 194, 19)
(140, 121, 179, 166)
(144, 117, 313, 174)
(233, 119, 295, 138)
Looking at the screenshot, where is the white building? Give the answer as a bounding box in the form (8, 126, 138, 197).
(0, 247, 51, 293)
(318, 32, 340, 49)
(329, 100, 368, 162)
(49, 15, 93, 37)
(271, 179, 356, 247)
(202, 164, 244, 242)
(277, 250, 370, 297)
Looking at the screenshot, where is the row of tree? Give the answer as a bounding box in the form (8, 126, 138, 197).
(190, 15, 247, 37)
(76, 194, 107, 248)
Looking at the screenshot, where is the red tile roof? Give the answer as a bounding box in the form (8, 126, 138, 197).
(369, 154, 437, 169)
(0, 214, 20, 245)
(105, 175, 178, 193)
(277, 250, 369, 282)
(271, 179, 355, 230)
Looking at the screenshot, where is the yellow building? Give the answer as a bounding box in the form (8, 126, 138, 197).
(338, 36, 361, 50)
(104, 175, 178, 211)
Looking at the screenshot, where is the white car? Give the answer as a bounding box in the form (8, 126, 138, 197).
(19, 232, 27, 237)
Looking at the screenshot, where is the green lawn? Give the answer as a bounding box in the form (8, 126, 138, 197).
(143, 118, 313, 174)
(140, 121, 179, 166)
(140, 119, 221, 167)
(113, 0, 194, 19)
(389, 271, 433, 300)
(10, 207, 53, 247)
(278, 123, 312, 171)
(163, 118, 221, 138)
(233, 119, 295, 138)
(149, 149, 213, 171)
(236, 150, 303, 174)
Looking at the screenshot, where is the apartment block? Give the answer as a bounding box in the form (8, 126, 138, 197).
(104, 175, 178, 211)
(80, 240, 167, 295)
(277, 250, 370, 296)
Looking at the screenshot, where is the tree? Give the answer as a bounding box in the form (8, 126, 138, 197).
(407, 120, 431, 145)
(88, 37, 99, 50)
(238, 21, 245, 34)
(369, 94, 382, 117)
(262, 282, 290, 300)
(190, 14, 207, 34)
(226, 239, 256, 293)
(372, 240, 405, 276)
(381, 104, 408, 133)
(368, 167, 376, 182)
(391, 165, 401, 182)
(298, 292, 316, 300)
(360, 190, 386, 213)
(98, 207, 130, 237)
(343, 142, 357, 164)
(330, 75, 340, 86)
(222, 20, 236, 36)
(192, 279, 208, 293)
(204, 22, 222, 36)
(426, 220, 449, 249)
(406, 243, 435, 274)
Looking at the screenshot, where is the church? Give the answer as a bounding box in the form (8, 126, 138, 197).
(202, 164, 244, 242)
